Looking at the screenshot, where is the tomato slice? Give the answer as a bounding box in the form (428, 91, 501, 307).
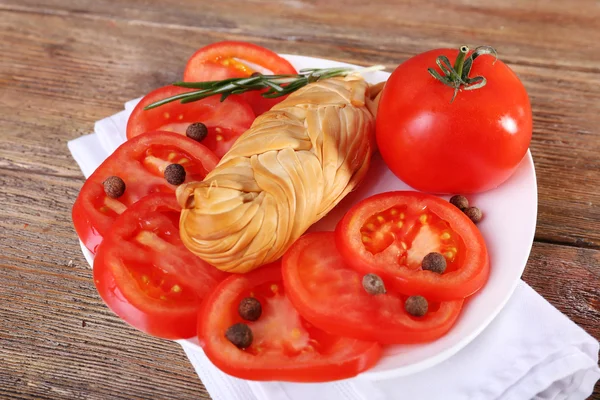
(183, 41, 297, 116)
(94, 193, 229, 339)
(283, 232, 463, 344)
(335, 192, 489, 300)
(198, 264, 381, 382)
(126, 85, 255, 158)
(72, 131, 218, 254)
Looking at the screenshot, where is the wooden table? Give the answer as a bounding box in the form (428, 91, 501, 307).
(1, 0, 598, 398)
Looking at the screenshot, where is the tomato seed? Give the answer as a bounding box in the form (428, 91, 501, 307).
(405, 296, 428, 317)
(362, 273, 386, 295)
(440, 232, 451, 240)
(171, 284, 182, 293)
(103, 176, 126, 199)
(238, 297, 262, 321)
(225, 323, 253, 349)
(422, 252, 447, 274)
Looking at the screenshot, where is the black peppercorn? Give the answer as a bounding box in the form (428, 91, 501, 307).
(362, 273, 386, 295)
(449, 195, 469, 210)
(464, 207, 483, 223)
(164, 164, 186, 185)
(422, 252, 447, 274)
(405, 295, 428, 317)
(238, 297, 262, 321)
(225, 323, 253, 349)
(186, 122, 208, 142)
(103, 176, 126, 199)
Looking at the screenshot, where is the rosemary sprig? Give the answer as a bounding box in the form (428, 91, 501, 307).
(144, 65, 385, 110)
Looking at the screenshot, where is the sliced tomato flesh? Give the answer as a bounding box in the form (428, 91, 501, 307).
(283, 232, 463, 344)
(359, 204, 465, 272)
(126, 85, 255, 158)
(72, 131, 218, 254)
(183, 41, 297, 116)
(94, 193, 229, 339)
(184, 41, 296, 79)
(199, 264, 381, 382)
(335, 191, 489, 300)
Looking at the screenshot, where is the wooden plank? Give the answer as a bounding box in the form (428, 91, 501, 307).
(2, 0, 599, 72)
(522, 242, 600, 338)
(1, 9, 599, 247)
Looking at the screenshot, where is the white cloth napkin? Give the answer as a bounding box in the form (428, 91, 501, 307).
(68, 100, 600, 400)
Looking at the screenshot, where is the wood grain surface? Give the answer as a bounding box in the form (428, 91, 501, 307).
(0, 1, 598, 399)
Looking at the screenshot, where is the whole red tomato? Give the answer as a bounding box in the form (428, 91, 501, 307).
(376, 46, 532, 194)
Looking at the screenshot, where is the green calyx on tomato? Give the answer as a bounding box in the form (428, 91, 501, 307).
(427, 45, 497, 102)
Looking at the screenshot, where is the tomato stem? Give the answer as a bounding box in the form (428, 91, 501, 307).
(427, 45, 498, 102)
(453, 46, 469, 78)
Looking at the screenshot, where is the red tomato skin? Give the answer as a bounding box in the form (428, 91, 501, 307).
(72, 131, 219, 254)
(283, 232, 464, 344)
(198, 265, 382, 382)
(335, 192, 490, 301)
(377, 48, 532, 194)
(126, 85, 255, 158)
(72, 198, 103, 254)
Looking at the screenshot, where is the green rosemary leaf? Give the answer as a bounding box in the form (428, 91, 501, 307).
(144, 65, 385, 110)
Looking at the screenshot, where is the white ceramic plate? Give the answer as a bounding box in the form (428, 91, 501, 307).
(79, 54, 537, 381)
